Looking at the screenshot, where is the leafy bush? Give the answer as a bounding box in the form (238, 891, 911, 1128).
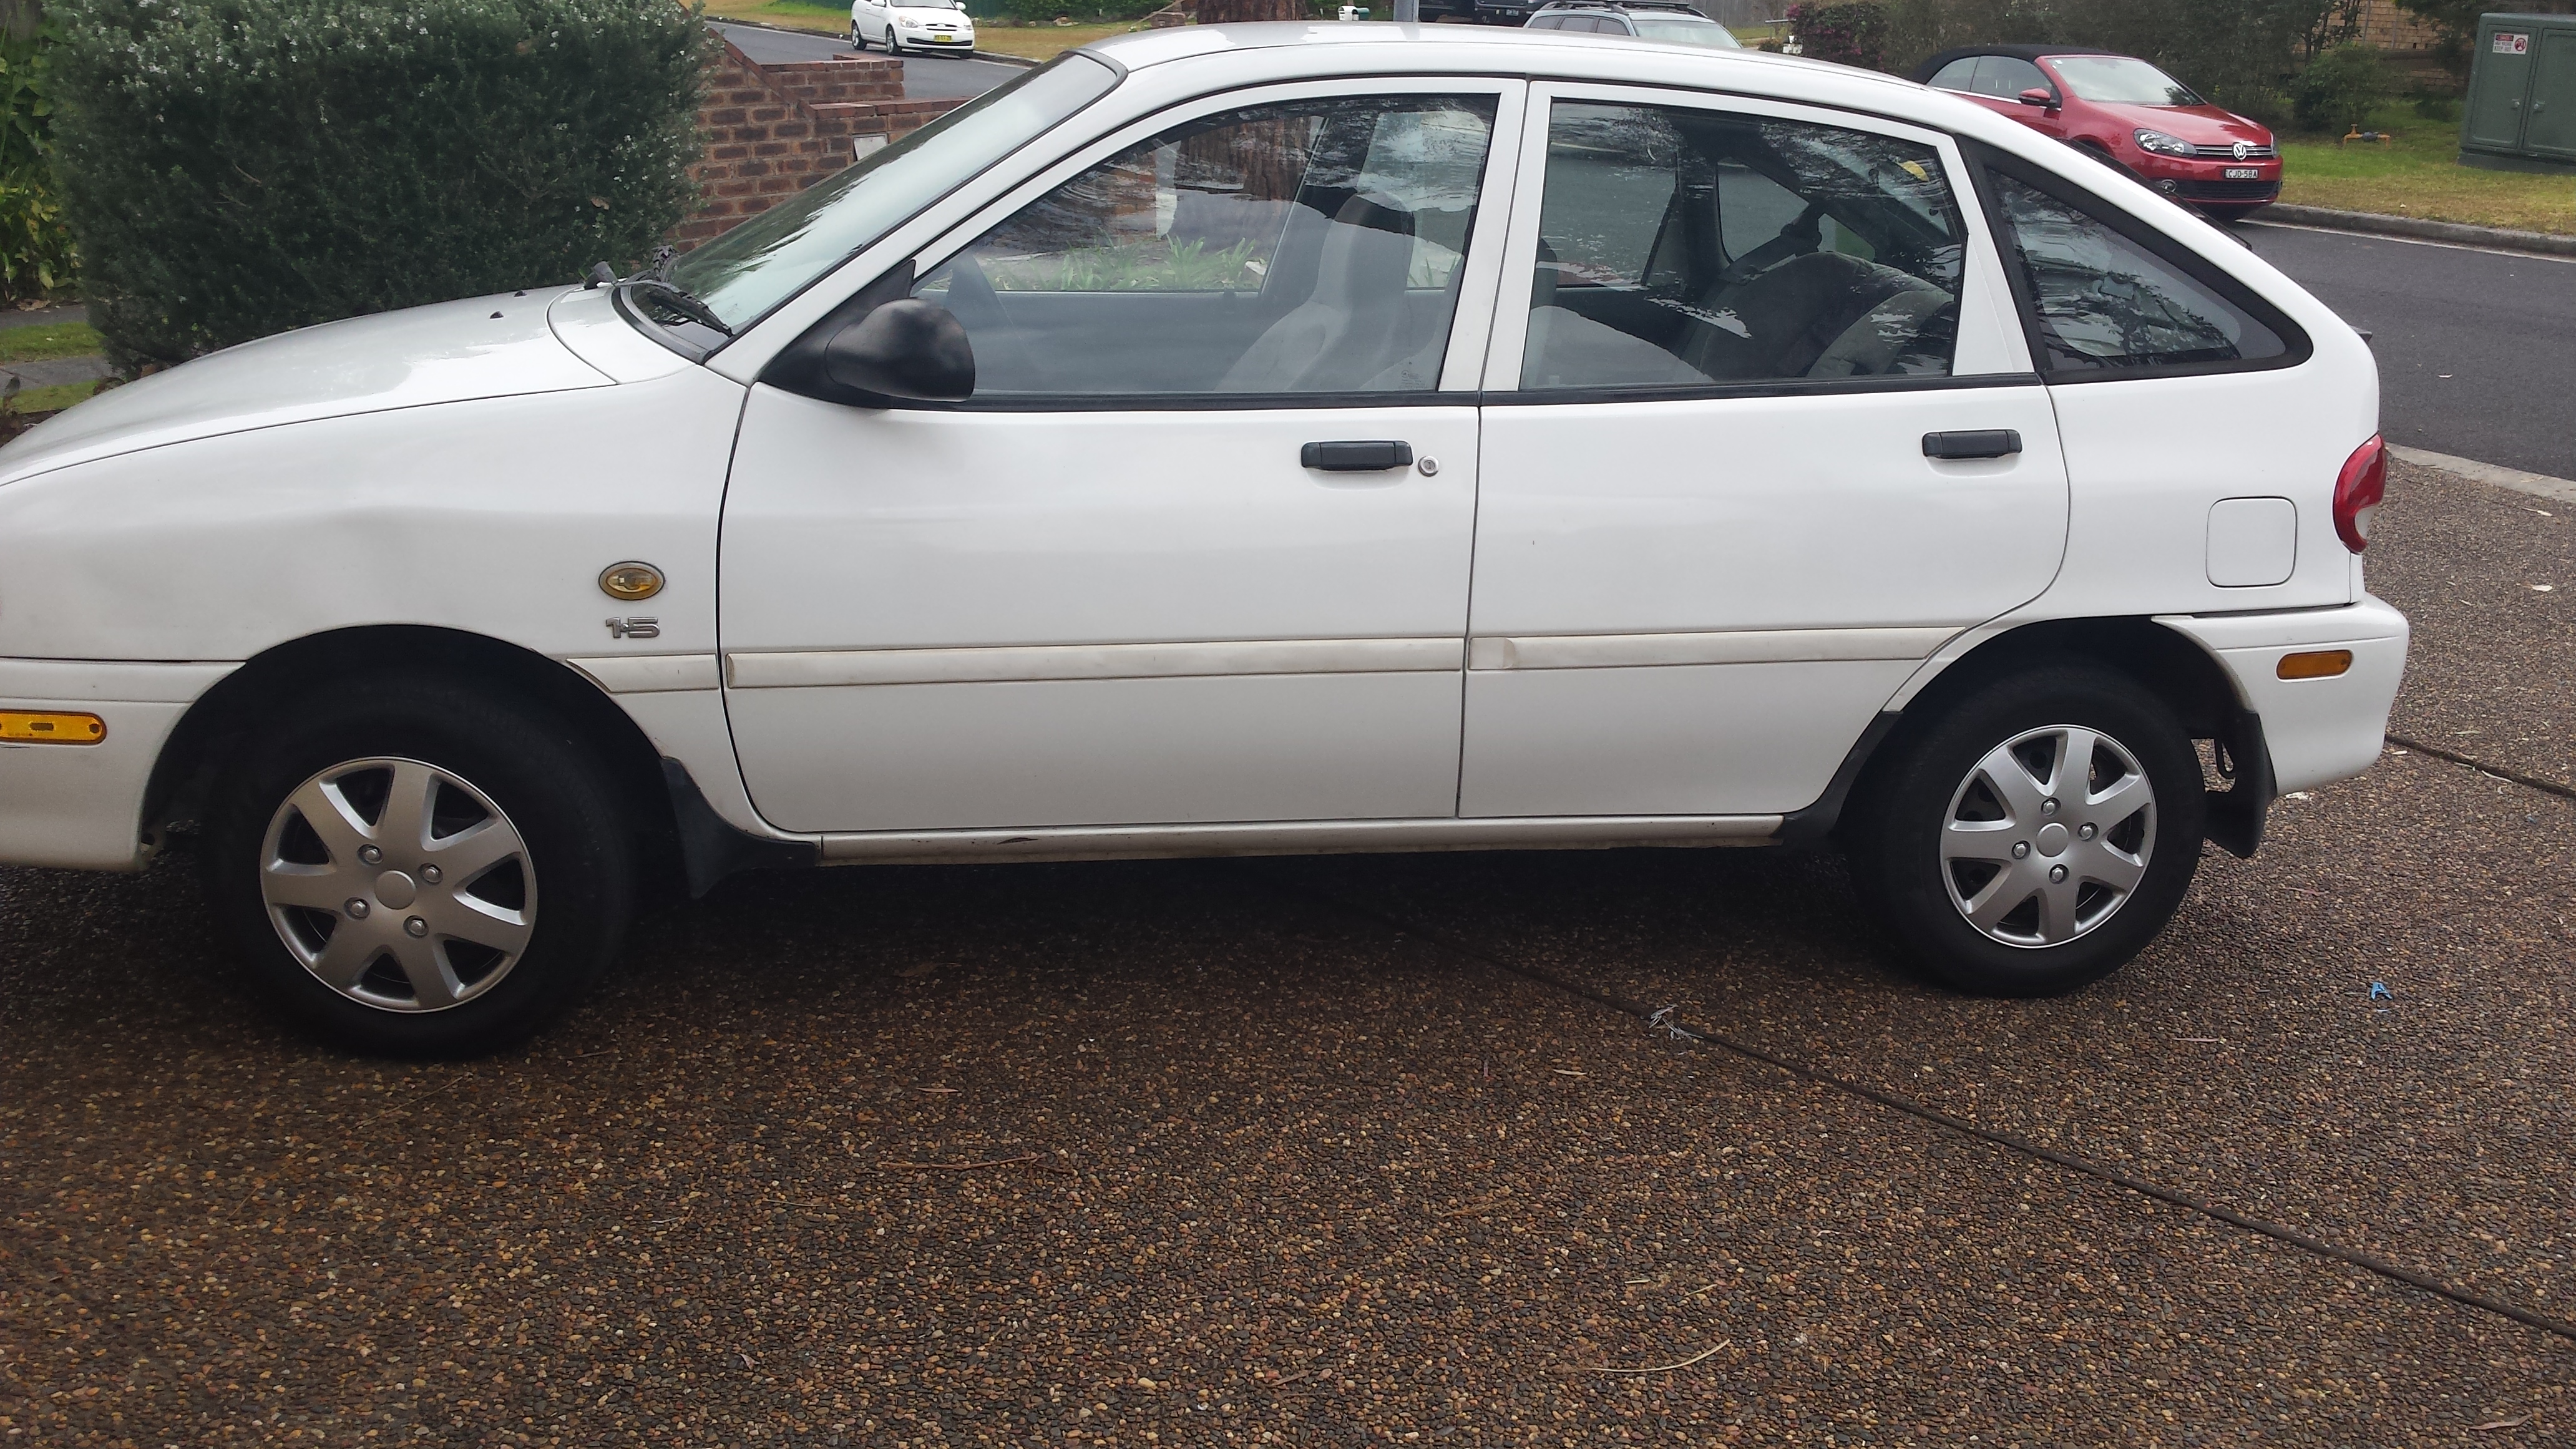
(1788, 0, 1890, 70)
(2291, 42, 2394, 134)
(0, 24, 76, 301)
(51, 0, 708, 369)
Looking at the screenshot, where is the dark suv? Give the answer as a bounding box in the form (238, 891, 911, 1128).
(1515, 0, 1743, 45)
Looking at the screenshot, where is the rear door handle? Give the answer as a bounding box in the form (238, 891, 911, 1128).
(1923, 429, 2022, 461)
(1302, 440, 1414, 472)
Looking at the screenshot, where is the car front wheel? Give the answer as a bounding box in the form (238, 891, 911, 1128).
(204, 675, 637, 1056)
(1845, 665, 2206, 997)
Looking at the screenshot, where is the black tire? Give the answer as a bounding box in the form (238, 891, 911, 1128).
(1845, 663, 2205, 997)
(203, 674, 637, 1056)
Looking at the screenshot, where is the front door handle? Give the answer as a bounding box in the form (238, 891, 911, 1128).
(1302, 440, 1414, 472)
(1923, 429, 2022, 461)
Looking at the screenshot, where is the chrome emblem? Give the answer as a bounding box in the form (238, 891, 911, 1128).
(2233, 141, 2252, 160)
(605, 617, 661, 640)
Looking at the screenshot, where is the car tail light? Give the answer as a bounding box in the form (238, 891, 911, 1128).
(2333, 434, 2386, 553)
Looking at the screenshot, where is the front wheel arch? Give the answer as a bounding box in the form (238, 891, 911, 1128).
(144, 626, 681, 888)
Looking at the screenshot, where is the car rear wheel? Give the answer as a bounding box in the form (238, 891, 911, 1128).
(204, 675, 637, 1056)
(1845, 664, 2205, 997)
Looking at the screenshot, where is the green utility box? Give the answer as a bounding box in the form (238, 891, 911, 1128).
(2461, 12, 2576, 173)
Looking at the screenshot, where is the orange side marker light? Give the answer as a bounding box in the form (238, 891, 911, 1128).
(2276, 650, 2353, 681)
(0, 711, 107, 744)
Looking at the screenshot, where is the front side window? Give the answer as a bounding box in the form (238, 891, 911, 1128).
(915, 94, 1496, 396)
(2047, 56, 2202, 107)
(1988, 172, 2287, 373)
(1519, 100, 1966, 390)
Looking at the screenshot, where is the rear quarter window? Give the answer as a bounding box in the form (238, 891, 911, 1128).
(1978, 158, 2305, 378)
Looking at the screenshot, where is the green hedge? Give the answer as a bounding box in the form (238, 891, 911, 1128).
(52, 0, 708, 369)
(0, 24, 76, 301)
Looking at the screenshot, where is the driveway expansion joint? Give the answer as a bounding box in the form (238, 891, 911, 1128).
(1315, 893, 2576, 1350)
(2387, 733, 2576, 804)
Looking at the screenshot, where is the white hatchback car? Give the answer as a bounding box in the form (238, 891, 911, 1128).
(852, 0, 975, 56)
(0, 26, 2406, 1054)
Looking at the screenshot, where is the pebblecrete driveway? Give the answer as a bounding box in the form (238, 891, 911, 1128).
(2, 461, 2570, 1445)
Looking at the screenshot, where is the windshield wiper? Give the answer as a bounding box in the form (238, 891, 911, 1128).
(587, 257, 733, 337)
(625, 278, 733, 337)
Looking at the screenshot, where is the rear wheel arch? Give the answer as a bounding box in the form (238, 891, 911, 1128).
(1787, 616, 2258, 848)
(144, 626, 680, 884)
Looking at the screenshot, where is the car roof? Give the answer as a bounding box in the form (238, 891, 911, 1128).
(1909, 44, 2120, 82)
(1534, 1, 1716, 12)
(1088, 21, 1873, 82)
(1073, 23, 2077, 164)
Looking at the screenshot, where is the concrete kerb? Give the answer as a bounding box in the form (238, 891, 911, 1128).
(2389, 446, 2576, 507)
(2260, 203, 2576, 260)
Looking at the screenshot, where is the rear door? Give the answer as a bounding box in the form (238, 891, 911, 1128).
(1458, 84, 2068, 819)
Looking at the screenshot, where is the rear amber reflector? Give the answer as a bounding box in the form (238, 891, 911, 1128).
(2277, 650, 2354, 680)
(0, 711, 106, 744)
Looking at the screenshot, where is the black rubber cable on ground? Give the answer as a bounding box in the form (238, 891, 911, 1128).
(2386, 734, 2576, 804)
(1326, 899, 2576, 1349)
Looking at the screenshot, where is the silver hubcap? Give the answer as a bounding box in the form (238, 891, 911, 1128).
(1939, 724, 2155, 949)
(258, 758, 537, 1012)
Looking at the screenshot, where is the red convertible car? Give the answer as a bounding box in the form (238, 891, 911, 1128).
(1915, 45, 2281, 222)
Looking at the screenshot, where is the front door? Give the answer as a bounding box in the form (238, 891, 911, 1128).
(720, 82, 1518, 834)
(1460, 85, 2070, 819)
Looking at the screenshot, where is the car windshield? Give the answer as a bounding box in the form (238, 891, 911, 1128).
(1628, 16, 1742, 47)
(2047, 56, 2202, 107)
(665, 52, 1118, 332)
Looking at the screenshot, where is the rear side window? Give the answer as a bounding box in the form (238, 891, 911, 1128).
(1926, 57, 1980, 92)
(1518, 100, 1968, 390)
(1976, 56, 2052, 100)
(1986, 171, 2294, 375)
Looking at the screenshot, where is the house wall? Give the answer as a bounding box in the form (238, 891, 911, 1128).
(682, 41, 971, 248)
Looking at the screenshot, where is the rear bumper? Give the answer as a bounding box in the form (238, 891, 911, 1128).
(2155, 596, 2410, 795)
(0, 660, 230, 871)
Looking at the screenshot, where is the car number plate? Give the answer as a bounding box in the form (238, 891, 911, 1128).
(2225, 167, 2260, 180)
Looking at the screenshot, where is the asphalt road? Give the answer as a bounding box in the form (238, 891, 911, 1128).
(4, 458, 2571, 1444)
(711, 19, 1028, 100)
(2243, 222, 2576, 482)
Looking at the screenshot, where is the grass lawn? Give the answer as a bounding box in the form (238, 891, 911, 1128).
(0, 321, 104, 365)
(704, 0, 847, 35)
(972, 22, 1148, 61)
(7, 379, 100, 414)
(2280, 104, 2576, 235)
(700, 0, 1141, 59)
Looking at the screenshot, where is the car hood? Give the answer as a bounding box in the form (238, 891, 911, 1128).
(0, 288, 610, 486)
(2095, 102, 2271, 145)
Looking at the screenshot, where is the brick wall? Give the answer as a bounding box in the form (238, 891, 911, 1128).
(679, 39, 970, 248)
(2352, 0, 2439, 53)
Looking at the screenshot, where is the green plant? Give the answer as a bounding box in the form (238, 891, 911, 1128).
(2291, 41, 2395, 134)
(0, 22, 76, 301)
(51, 0, 710, 370)
(988, 236, 1264, 292)
(1788, 0, 1890, 70)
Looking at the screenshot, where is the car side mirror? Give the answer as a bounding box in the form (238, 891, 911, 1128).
(821, 299, 975, 403)
(2017, 87, 2059, 111)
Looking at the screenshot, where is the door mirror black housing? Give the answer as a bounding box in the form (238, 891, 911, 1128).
(2017, 86, 2059, 110)
(821, 299, 976, 402)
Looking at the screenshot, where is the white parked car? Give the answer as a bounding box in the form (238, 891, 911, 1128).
(852, 0, 975, 55)
(0, 25, 2406, 1054)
